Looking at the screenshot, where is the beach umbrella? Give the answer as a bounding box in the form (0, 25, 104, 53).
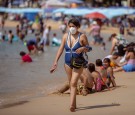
(71, 9, 91, 16)
(63, 8, 78, 15)
(21, 8, 43, 13)
(53, 8, 68, 14)
(85, 12, 107, 19)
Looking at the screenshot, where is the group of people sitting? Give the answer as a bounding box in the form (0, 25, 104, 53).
(54, 58, 116, 96)
(53, 40, 135, 96)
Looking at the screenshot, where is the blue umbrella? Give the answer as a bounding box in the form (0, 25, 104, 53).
(5, 8, 23, 14)
(72, 9, 95, 16)
(106, 8, 135, 19)
(63, 8, 78, 15)
(53, 8, 68, 14)
(0, 7, 7, 12)
(21, 8, 43, 13)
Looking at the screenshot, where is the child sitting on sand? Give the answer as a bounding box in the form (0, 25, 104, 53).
(89, 63, 110, 91)
(20, 51, 32, 63)
(103, 58, 116, 87)
(95, 59, 109, 90)
(103, 52, 120, 68)
(88, 63, 102, 92)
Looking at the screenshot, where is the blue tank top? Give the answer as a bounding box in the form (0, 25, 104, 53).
(64, 32, 83, 65)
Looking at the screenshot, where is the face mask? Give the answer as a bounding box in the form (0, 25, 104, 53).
(69, 27, 77, 34)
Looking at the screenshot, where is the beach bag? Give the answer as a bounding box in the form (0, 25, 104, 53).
(70, 56, 86, 69)
(69, 32, 88, 69)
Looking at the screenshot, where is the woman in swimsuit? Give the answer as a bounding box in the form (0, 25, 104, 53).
(50, 18, 91, 112)
(114, 47, 135, 72)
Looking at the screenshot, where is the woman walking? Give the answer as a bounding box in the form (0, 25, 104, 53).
(50, 18, 91, 112)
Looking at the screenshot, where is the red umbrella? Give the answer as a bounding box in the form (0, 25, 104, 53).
(85, 12, 106, 19)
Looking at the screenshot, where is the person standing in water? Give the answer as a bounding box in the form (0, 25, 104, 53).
(50, 18, 91, 112)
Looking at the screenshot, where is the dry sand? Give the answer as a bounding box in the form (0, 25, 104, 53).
(0, 72, 135, 115)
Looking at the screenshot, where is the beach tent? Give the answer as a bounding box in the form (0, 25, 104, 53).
(24, 13, 37, 21)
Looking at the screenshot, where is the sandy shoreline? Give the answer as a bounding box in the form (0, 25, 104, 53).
(0, 72, 135, 115)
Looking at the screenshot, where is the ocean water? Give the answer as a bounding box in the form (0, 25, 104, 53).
(0, 28, 69, 107)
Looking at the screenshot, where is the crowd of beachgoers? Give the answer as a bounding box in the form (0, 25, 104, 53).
(0, 12, 135, 112)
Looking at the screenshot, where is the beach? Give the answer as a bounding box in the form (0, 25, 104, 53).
(0, 72, 135, 115)
(0, 20, 135, 114)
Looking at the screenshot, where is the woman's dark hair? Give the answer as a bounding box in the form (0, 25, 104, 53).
(108, 33, 117, 41)
(111, 33, 117, 38)
(68, 18, 80, 28)
(127, 47, 135, 55)
(96, 59, 103, 66)
(88, 63, 95, 73)
(126, 42, 135, 48)
(113, 52, 119, 56)
(20, 51, 26, 56)
(103, 58, 111, 65)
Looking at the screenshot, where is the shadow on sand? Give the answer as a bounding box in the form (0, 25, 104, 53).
(0, 100, 29, 109)
(76, 103, 120, 111)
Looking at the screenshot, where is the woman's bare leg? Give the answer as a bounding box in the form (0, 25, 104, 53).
(70, 68, 83, 111)
(64, 64, 72, 82)
(64, 64, 75, 110)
